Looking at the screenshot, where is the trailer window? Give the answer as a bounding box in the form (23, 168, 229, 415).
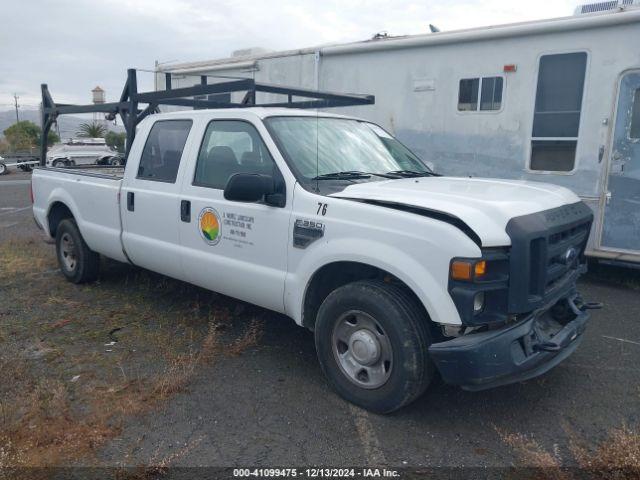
(137, 120, 192, 183)
(193, 120, 276, 190)
(530, 52, 587, 172)
(458, 79, 479, 111)
(480, 77, 503, 111)
(631, 88, 640, 140)
(458, 77, 503, 112)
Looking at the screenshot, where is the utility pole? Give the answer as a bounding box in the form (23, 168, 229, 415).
(13, 94, 20, 123)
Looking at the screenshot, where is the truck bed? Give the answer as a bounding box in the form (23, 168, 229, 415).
(36, 165, 125, 179)
(32, 165, 128, 263)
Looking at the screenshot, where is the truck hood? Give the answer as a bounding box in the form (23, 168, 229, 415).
(330, 176, 581, 247)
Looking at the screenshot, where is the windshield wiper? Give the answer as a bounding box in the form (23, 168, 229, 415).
(385, 169, 436, 177)
(312, 170, 395, 180)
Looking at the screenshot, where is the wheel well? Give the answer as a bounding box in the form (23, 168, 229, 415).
(48, 202, 74, 238)
(302, 261, 432, 333)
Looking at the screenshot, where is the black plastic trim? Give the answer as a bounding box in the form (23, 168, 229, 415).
(429, 295, 589, 390)
(505, 201, 593, 313)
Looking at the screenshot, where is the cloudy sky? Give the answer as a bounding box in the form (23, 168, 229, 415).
(0, 0, 577, 109)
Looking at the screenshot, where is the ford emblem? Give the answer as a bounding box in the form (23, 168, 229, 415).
(562, 247, 578, 265)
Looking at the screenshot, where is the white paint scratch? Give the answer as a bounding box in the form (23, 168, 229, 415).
(0, 206, 30, 217)
(602, 335, 640, 347)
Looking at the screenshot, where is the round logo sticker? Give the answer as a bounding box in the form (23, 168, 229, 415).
(198, 207, 221, 245)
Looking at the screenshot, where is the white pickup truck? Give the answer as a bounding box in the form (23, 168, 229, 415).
(32, 108, 597, 413)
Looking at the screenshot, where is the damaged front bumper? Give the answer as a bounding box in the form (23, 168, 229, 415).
(429, 295, 597, 391)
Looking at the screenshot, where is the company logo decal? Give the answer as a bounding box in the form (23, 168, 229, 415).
(198, 207, 221, 245)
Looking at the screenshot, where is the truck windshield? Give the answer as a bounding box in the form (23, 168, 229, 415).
(265, 116, 433, 182)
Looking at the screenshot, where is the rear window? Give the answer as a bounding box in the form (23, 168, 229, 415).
(137, 120, 192, 183)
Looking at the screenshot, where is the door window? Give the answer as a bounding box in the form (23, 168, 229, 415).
(193, 120, 276, 189)
(137, 120, 192, 183)
(630, 88, 640, 140)
(530, 52, 587, 172)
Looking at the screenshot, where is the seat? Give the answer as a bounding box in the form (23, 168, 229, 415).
(240, 151, 271, 176)
(198, 146, 239, 188)
(155, 149, 181, 181)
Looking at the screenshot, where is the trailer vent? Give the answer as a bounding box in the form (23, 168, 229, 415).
(574, 0, 640, 15)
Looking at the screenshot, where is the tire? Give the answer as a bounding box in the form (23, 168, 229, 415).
(55, 219, 100, 283)
(110, 157, 123, 166)
(314, 280, 434, 413)
(0, 162, 7, 175)
(52, 159, 66, 168)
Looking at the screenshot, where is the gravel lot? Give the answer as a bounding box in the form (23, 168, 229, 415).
(1, 171, 639, 475)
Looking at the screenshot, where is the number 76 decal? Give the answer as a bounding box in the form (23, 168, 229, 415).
(317, 202, 328, 216)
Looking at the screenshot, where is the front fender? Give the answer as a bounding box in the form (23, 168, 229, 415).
(285, 236, 463, 327)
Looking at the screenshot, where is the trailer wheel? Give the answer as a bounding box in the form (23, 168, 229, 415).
(0, 162, 7, 175)
(314, 280, 434, 413)
(55, 219, 100, 283)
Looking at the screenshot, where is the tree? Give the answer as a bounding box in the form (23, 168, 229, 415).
(3, 121, 59, 151)
(105, 131, 127, 153)
(77, 121, 107, 138)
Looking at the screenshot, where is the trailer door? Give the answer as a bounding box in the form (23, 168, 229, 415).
(601, 71, 640, 252)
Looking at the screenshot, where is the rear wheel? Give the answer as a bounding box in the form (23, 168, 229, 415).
(55, 219, 100, 283)
(0, 162, 7, 175)
(314, 280, 434, 413)
(110, 156, 123, 166)
(52, 159, 66, 168)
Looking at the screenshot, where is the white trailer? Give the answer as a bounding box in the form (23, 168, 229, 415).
(155, 2, 640, 264)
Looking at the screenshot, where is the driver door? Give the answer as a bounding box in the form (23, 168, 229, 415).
(178, 119, 291, 313)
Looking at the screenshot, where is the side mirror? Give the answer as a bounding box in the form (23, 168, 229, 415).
(224, 173, 284, 206)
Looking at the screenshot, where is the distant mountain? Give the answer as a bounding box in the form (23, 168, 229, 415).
(0, 109, 124, 141)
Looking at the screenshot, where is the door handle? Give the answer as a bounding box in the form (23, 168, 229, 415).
(180, 200, 191, 222)
(127, 192, 134, 211)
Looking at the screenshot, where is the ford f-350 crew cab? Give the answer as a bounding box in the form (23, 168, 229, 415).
(32, 108, 597, 413)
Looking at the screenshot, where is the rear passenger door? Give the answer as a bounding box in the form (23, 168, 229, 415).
(178, 119, 290, 313)
(121, 119, 194, 280)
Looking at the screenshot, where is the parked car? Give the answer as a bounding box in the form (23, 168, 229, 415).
(32, 108, 598, 413)
(46, 138, 118, 167)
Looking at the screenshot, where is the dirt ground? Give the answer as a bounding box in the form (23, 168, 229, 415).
(1, 172, 639, 479)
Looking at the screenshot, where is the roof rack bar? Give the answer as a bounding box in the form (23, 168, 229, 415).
(40, 68, 375, 165)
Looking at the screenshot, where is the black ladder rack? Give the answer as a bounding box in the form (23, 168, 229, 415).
(40, 68, 375, 165)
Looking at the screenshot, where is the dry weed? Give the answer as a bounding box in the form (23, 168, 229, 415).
(226, 318, 263, 357)
(497, 424, 640, 480)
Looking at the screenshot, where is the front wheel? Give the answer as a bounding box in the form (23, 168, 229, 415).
(55, 219, 100, 283)
(315, 280, 434, 413)
(0, 162, 7, 175)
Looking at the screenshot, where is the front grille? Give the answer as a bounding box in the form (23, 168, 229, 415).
(505, 202, 593, 314)
(544, 222, 590, 293)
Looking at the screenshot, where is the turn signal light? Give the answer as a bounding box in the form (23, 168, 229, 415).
(450, 260, 487, 281)
(451, 261, 472, 281)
